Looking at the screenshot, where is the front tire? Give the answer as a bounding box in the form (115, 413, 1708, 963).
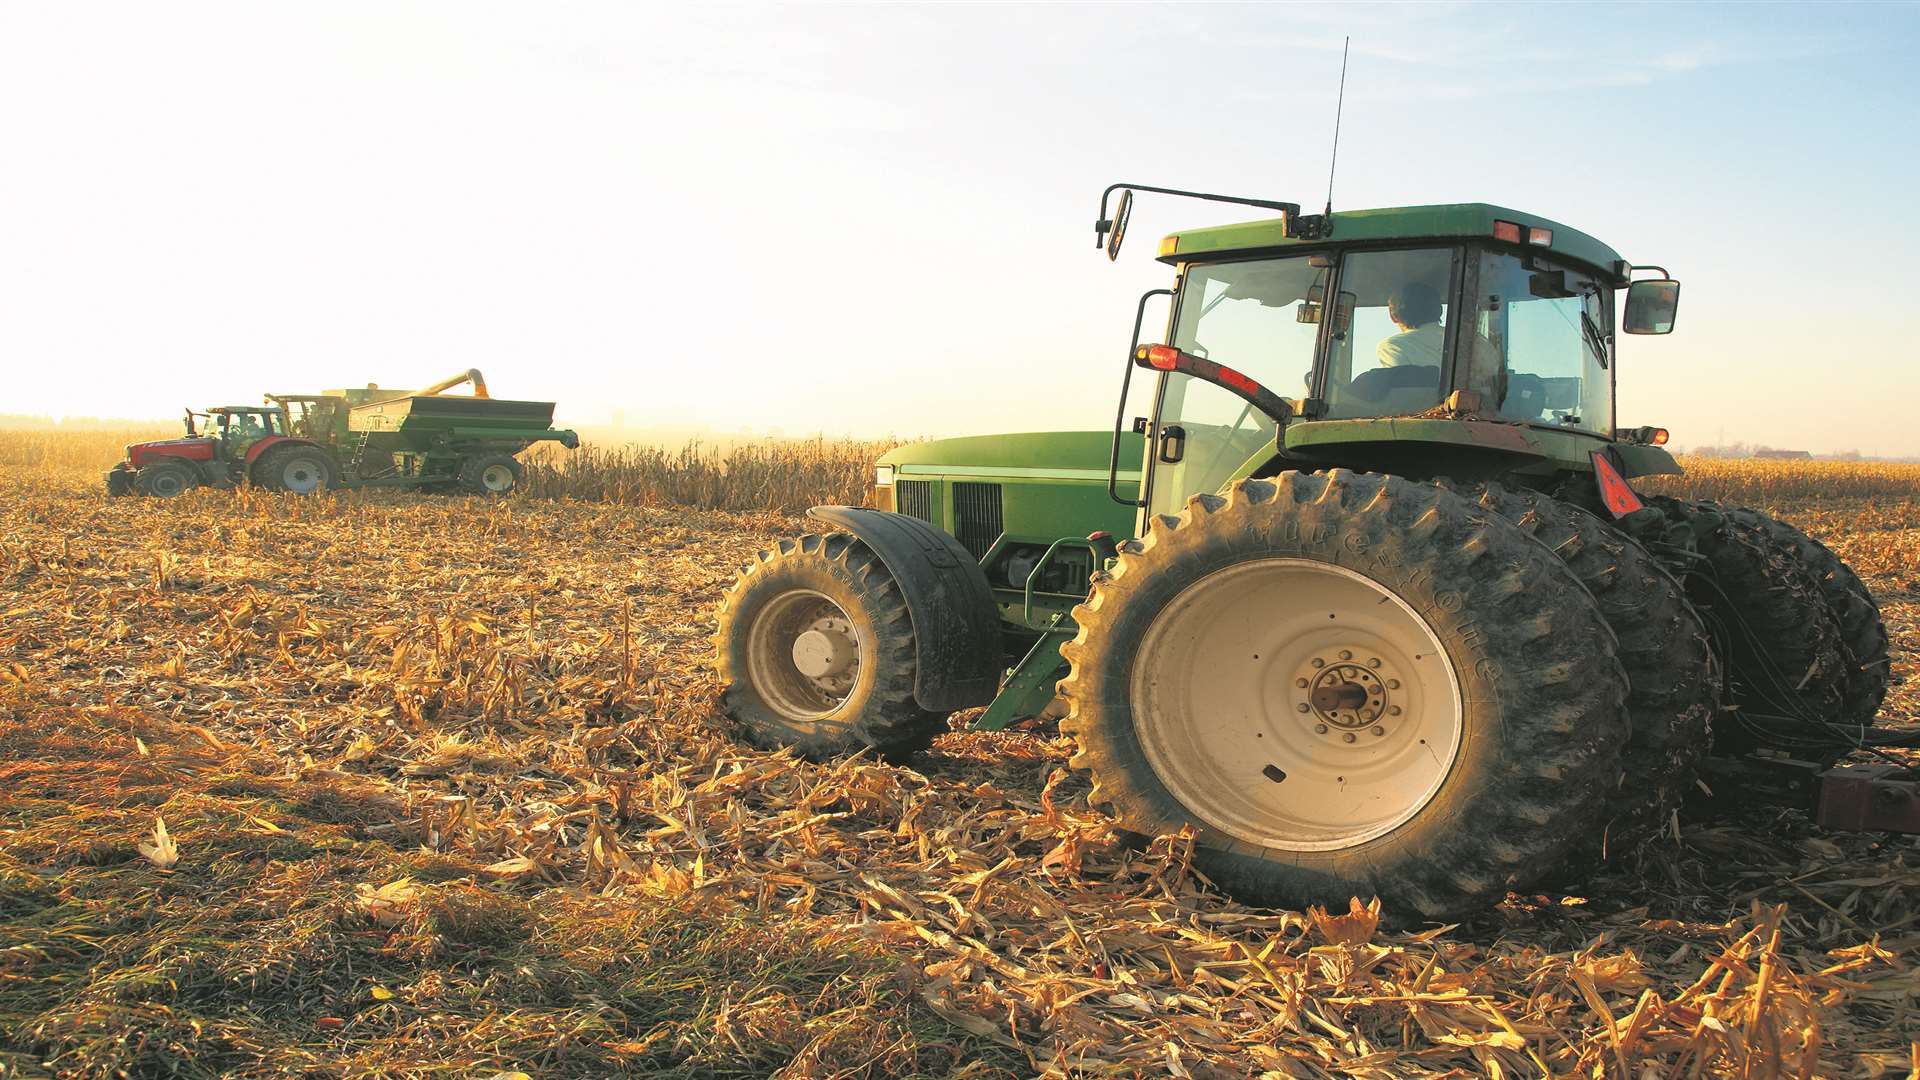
(1059, 472, 1631, 921)
(715, 533, 947, 761)
(134, 460, 199, 498)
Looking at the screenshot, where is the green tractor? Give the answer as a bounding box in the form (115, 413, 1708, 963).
(715, 188, 1890, 919)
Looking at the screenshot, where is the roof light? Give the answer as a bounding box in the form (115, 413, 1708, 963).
(1493, 220, 1522, 243)
(1527, 226, 1553, 246)
(1158, 235, 1179, 258)
(1650, 428, 1670, 446)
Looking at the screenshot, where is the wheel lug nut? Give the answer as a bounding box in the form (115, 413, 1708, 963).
(1310, 658, 1325, 669)
(1342, 732, 1357, 743)
(1389, 706, 1402, 716)
(1295, 677, 1308, 688)
(1314, 723, 1328, 734)
(1368, 657, 1381, 668)
(1387, 679, 1400, 690)
(1339, 650, 1353, 661)
(1372, 726, 1386, 737)
(1297, 703, 1310, 713)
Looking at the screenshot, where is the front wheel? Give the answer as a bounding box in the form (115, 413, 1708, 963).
(134, 460, 199, 498)
(714, 533, 948, 761)
(1059, 471, 1631, 921)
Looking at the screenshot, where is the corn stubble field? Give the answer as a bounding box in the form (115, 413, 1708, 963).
(2, 430, 1918, 1079)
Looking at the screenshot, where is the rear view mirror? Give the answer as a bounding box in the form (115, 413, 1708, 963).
(1103, 188, 1133, 262)
(1623, 279, 1680, 335)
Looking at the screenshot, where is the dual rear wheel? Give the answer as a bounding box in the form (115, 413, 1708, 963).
(714, 472, 1885, 920)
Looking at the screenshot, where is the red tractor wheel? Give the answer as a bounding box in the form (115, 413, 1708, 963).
(134, 460, 199, 498)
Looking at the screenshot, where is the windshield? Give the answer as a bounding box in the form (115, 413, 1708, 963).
(1465, 251, 1611, 433)
(1152, 256, 1325, 516)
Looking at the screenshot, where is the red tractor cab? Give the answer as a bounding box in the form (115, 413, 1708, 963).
(106, 405, 333, 497)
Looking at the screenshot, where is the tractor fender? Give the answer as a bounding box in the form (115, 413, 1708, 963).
(242, 435, 324, 467)
(806, 506, 1003, 712)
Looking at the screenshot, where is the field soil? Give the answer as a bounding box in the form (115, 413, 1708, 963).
(3, 450, 1919, 1078)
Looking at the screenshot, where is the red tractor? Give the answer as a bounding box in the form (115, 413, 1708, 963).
(107, 404, 335, 497)
(106, 371, 578, 498)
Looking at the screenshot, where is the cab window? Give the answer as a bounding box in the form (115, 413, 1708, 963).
(1321, 248, 1459, 419)
(1466, 251, 1612, 433)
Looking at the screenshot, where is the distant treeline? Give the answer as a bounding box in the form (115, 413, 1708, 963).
(0, 415, 173, 432)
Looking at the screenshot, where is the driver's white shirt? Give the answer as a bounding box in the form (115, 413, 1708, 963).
(1376, 323, 1445, 368)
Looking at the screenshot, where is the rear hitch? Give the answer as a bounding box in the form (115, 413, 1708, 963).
(1814, 763, 1920, 833)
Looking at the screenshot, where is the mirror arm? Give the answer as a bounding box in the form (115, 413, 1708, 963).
(1096, 183, 1305, 247)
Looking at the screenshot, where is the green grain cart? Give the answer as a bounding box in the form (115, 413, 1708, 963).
(716, 187, 1892, 920)
(108, 369, 578, 497)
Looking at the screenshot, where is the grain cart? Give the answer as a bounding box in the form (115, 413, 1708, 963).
(715, 189, 1892, 919)
(107, 369, 577, 497)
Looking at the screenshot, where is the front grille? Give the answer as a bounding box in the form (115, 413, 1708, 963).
(952, 482, 1004, 559)
(895, 479, 933, 522)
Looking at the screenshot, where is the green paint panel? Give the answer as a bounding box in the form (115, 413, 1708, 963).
(1161, 203, 1627, 280)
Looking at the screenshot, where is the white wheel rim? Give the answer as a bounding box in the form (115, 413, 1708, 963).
(1129, 558, 1464, 852)
(282, 459, 323, 493)
(481, 464, 516, 492)
(745, 589, 863, 721)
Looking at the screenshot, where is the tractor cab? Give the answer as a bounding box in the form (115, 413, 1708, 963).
(1112, 199, 1682, 519)
(196, 406, 290, 461)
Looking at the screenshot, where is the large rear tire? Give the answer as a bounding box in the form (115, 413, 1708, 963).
(1648, 498, 1849, 759)
(1724, 509, 1889, 730)
(715, 533, 947, 761)
(1059, 471, 1631, 921)
(1457, 483, 1718, 852)
(253, 445, 334, 495)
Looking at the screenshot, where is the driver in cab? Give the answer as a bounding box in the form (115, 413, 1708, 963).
(1346, 283, 1445, 408)
(1376, 283, 1444, 368)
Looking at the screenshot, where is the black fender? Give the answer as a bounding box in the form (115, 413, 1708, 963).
(806, 506, 1003, 712)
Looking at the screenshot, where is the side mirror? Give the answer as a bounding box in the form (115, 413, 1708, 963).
(1623, 279, 1680, 335)
(1101, 188, 1134, 262)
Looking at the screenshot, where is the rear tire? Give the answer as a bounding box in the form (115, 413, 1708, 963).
(1456, 483, 1718, 852)
(1059, 471, 1631, 921)
(459, 453, 526, 496)
(254, 445, 334, 495)
(715, 533, 947, 761)
(1648, 498, 1849, 760)
(1725, 509, 1889, 730)
(134, 460, 198, 498)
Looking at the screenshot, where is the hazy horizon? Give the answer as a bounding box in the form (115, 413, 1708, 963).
(5, 3, 1918, 455)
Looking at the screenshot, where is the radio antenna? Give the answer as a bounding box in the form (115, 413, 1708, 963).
(1324, 36, 1350, 218)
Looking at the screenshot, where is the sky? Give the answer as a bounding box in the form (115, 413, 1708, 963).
(3, 2, 1918, 454)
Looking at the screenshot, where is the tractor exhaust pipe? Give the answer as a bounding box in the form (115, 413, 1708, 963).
(418, 368, 490, 398)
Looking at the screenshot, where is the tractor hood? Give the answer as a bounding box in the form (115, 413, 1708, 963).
(126, 436, 217, 468)
(879, 431, 1144, 481)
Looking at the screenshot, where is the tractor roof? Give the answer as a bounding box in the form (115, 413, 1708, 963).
(1159, 203, 1627, 281)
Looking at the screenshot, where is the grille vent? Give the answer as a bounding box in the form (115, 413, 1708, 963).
(952, 482, 1004, 559)
(895, 479, 933, 522)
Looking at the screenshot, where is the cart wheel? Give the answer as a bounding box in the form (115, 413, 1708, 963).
(459, 453, 526, 496)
